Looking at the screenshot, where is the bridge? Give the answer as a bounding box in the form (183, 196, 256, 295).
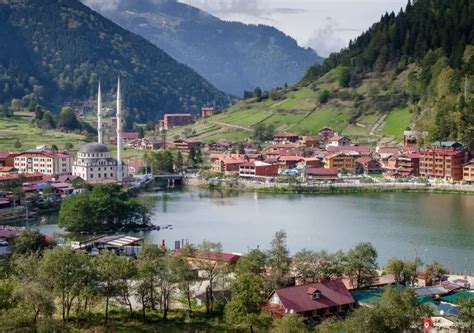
(153, 174, 184, 189)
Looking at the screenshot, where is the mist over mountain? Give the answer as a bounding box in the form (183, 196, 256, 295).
(83, 0, 323, 96)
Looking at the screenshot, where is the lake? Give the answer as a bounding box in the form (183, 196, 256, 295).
(20, 190, 474, 272)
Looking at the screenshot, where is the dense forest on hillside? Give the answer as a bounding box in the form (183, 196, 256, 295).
(301, 0, 474, 143)
(0, 0, 230, 124)
(85, 0, 323, 96)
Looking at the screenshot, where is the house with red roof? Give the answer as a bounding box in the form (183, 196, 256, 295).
(327, 145, 371, 156)
(211, 155, 248, 174)
(306, 168, 339, 181)
(110, 132, 140, 144)
(239, 161, 279, 178)
(463, 159, 474, 183)
(273, 132, 300, 144)
(397, 153, 421, 176)
(0, 152, 19, 167)
(355, 157, 382, 175)
(13, 148, 73, 176)
(263, 279, 355, 318)
(420, 149, 468, 181)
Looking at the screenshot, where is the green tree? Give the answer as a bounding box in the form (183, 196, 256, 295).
(386, 258, 417, 286)
(64, 142, 73, 150)
(175, 151, 184, 173)
(318, 89, 330, 104)
(271, 314, 307, 333)
(338, 66, 351, 87)
(14, 138, 22, 149)
(238, 142, 246, 154)
(236, 248, 267, 275)
(345, 287, 431, 333)
(195, 241, 225, 312)
(344, 242, 378, 289)
(267, 230, 291, 289)
(51, 144, 58, 152)
(39, 248, 89, 322)
(57, 107, 80, 131)
(94, 251, 133, 323)
(458, 297, 474, 332)
(254, 87, 262, 101)
(10, 230, 52, 256)
(224, 273, 268, 332)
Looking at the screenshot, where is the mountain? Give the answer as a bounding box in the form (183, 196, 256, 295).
(0, 0, 231, 124)
(170, 0, 473, 145)
(82, 0, 323, 96)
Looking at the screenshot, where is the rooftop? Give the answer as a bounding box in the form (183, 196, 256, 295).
(79, 142, 110, 154)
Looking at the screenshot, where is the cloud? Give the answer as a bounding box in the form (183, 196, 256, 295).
(306, 18, 358, 57)
(180, 0, 304, 19)
(82, 0, 121, 12)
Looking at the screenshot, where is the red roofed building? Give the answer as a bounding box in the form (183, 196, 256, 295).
(173, 139, 202, 152)
(110, 132, 139, 144)
(239, 161, 278, 178)
(174, 249, 241, 272)
(263, 280, 355, 317)
(306, 167, 339, 181)
(273, 132, 299, 144)
(318, 127, 335, 143)
(163, 113, 194, 129)
(397, 153, 420, 176)
(0, 152, 18, 167)
(356, 157, 382, 175)
(420, 149, 467, 181)
(211, 155, 248, 174)
(13, 149, 73, 175)
(201, 107, 215, 118)
(463, 160, 474, 183)
(327, 145, 371, 156)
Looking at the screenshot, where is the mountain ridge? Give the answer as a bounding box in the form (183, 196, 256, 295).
(83, 0, 323, 96)
(0, 0, 231, 124)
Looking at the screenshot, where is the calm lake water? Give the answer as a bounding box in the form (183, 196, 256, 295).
(22, 190, 474, 272)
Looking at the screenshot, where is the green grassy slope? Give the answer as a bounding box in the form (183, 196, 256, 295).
(0, 112, 86, 151)
(171, 66, 415, 145)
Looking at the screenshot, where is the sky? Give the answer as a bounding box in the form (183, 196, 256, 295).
(179, 0, 407, 56)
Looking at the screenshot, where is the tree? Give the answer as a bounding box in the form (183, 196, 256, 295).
(253, 124, 275, 142)
(318, 89, 330, 104)
(94, 251, 134, 323)
(64, 142, 73, 150)
(14, 139, 22, 149)
(39, 248, 89, 322)
(267, 230, 291, 289)
(344, 242, 378, 289)
(155, 150, 174, 173)
(236, 248, 267, 275)
(51, 144, 58, 152)
(425, 262, 448, 285)
(271, 314, 307, 333)
(195, 241, 225, 313)
(136, 243, 165, 319)
(293, 249, 344, 284)
(345, 287, 431, 333)
(224, 273, 268, 332)
(254, 87, 262, 101)
(58, 107, 80, 131)
(338, 66, 351, 87)
(458, 297, 474, 332)
(59, 184, 150, 233)
(175, 248, 196, 313)
(175, 151, 184, 173)
(386, 258, 417, 286)
(138, 127, 145, 138)
(10, 230, 52, 256)
(238, 142, 246, 154)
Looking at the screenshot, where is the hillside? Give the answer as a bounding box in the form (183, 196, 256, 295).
(174, 0, 473, 145)
(0, 0, 230, 125)
(83, 0, 323, 96)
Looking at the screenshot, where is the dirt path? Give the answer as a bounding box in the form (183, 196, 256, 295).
(370, 114, 388, 136)
(209, 121, 253, 132)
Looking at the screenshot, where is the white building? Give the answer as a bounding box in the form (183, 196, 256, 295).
(72, 79, 128, 182)
(14, 148, 73, 175)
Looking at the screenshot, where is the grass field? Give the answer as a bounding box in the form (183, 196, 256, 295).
(382, 108, 412, 138)
(0, 115, 87, 151)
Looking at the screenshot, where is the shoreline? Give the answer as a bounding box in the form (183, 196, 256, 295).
(184, 178, 474, 195)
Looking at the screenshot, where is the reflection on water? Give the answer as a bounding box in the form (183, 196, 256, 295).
(8, 190, 474, 272)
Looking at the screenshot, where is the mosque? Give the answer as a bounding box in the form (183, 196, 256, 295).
(72, 79, 128, 182)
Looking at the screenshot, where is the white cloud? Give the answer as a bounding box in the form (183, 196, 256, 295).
(82, 0, 121, 12)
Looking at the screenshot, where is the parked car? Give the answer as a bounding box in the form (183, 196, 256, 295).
(0, 240, 9, 246)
